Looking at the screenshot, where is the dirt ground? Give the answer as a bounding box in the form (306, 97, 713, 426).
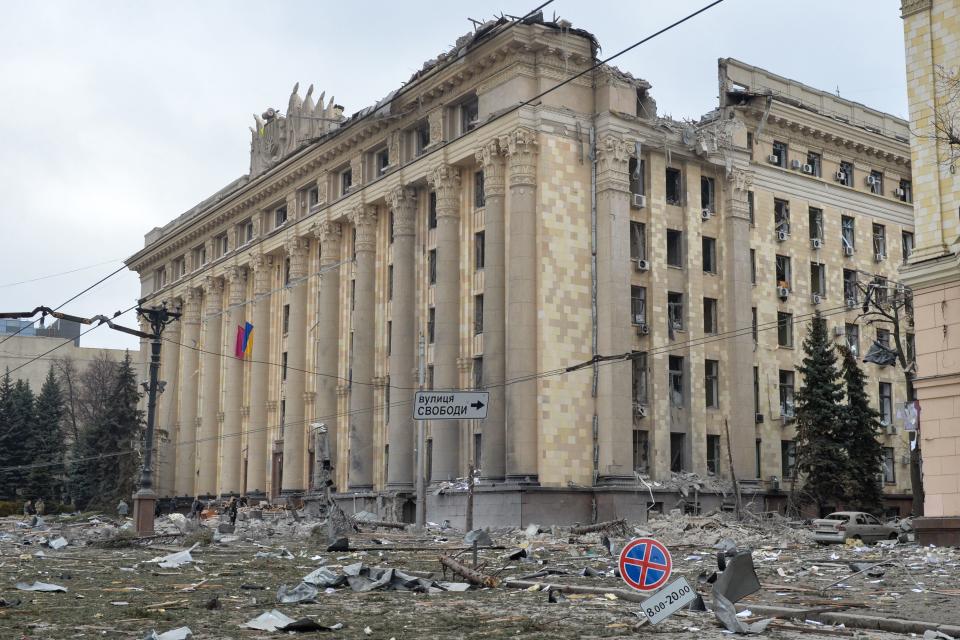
(0, 510, 957, 639)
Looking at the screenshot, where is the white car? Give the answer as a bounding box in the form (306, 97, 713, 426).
(812, 511, 899, 544)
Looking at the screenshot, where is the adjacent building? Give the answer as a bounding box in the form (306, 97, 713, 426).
(126, 16, 915, 524)
(899, 0, 960, 544)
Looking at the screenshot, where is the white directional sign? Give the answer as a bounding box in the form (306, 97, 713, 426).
(413, 391, 490, 420)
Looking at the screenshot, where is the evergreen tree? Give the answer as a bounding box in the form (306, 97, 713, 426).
(0, 380, 36, 498)
(29, 367, 66, 503)
(0, 371, 14, 498)
(794, 314, 848, 513)
(838, 345, 885, 514)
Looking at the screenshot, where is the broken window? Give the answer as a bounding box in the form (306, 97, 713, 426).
(389, 211, 395, 244)
(239, 218, 254, 245)
(427, 365, 434, 390)
(667, 292, 684, 332)
(873, 224, 887, 259)
(811, 262, 826, 297)
(775, 254, 792, 290)
(747, 190, 755, 226)
(386, 321, 392, 356)
(706, 434, 721, 474)
(747, 132, 754, 159)
(191, 244, 206, 270)
(873, 276, 889, 304)
(703, 297, 718, 334)
(756, 440, 763, 478)
(750, 249, 756, 284)
(428, 192, 437, 229)
(843, 269, 859, 303)
(275, 204, 288, 228)
(475, 231, 485, 270)
(668, 355, 684, 408)
(752, 308, 758, 344)
(702, 236, 717, 273)
(777, 312, 794, 348)
(700, 176, 716, 212)
(670, 432, 685, 472)
(839, 161, 854, 187)
(879, 382, 893, 425)
(846, 323, 860, 356)
(341, 168, 353, 195)
(474, 171, 485, 208)
(388, 265, 394, 300)
(631, 286, 647, 325)
(781, 440, 797, 479)
(427, 307, 436, 344)
(842, 216, 855, 252)
(632, 352, 649, 408)
(772, 140, 788, 168)
(153, 267, 166, 291)
(907, 333, 916, 365)
(753, 366, 760, 414)
(428, 249, 437, 285)
(898, 179, 912, 203)
(882, 447, 895, 483)
(474, 294, 483, 335)
(902, 231, 915, 264)
(877, 327, 891, 349)
(630, 221, 647, 261)
(665, 167, 682, 205)
(806, 151, 822, 177)
(774, 199, 790, 236)
(779, 370, 796, 418)
(705, 359, 719, 409)
(629, 157, 645, 195)
(473, 356, 483, 389)
(415, 121, 430, 156)
(215, 233, 229, 258)
(350, 278, 355, 309)
(285, 257, 292, 285)
(460, 95, 479, 135)
(666, 229, 683, 267)
(282, 351, 288, 381)
(632, 430, 649, 473)
(869, 170, 884, 195)
(283, 304, 290, 335)
(808, 207, 824, 241)
(375, 148, 390, 177)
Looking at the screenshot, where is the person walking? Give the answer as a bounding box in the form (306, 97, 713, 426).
(23, 498, 33, 520)
(35, 498, 45, 516)
(190, 496, 202, 520)
(227, 497, 238, 526)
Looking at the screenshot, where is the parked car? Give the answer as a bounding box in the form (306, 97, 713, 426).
(812, 511, 899, 544)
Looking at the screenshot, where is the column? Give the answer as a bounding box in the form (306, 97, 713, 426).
(349, 204, 378, 489)
(595, 135, 637, 484)
(157, 304, 180, 497)
(386, 187, 417, 490)
(281, 236, 310, 494)
(504, 128, 539, 482)
(476, 140, 507, 480)
(723, 167, 758, 477)
(429, 165, 462, 483)
(221, 266, 246, 495)
(197, 276, 223, 496)
(246, 253, 273, 496)
(314, 222, 342, 486)
(175, 289, 200, 497)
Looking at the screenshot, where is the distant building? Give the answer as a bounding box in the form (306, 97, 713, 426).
(899, 0, 960, 544)
(127, 16, 916, 524)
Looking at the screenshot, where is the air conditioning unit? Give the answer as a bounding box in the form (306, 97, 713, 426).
(768, 154, 780, 165)
(631, 193, 647, 209)
(802, 164, 814, 174)
(790, 159, 802, 170)
(866, 175, 878, 186)
(835, 171, 846, 182)
(777, 286, 790, 299)
(894, 187, 906, 198)
(634, 258, 650, 272)
(755, 413, 764, 424)
(636, 322, 649, 336)
(776, 230, 788, 242)
(634, 403, 648, 418)
(812, 293, 822, 305)
(833, 326, 846, 337)
(875, 252, 886, 263)
(846, 298, 858, 309)
(811, 238, 823, 250)
(633, 314, 645, 326)
(672, 320, 683, 330)
(844, 246, 855, 257)
(701, 208, 712, 220)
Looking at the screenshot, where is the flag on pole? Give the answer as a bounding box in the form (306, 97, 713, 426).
(235, 325, 245, 358)
(242, 322, 254, 358)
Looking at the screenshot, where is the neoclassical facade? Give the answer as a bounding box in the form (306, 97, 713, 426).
(127, 17, 916, 518)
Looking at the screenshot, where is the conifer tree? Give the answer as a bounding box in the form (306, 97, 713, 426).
(794, 314, 847, 513)
(0, 371, 14, 498)
(1, 380, 36, 497)
(29, 367, 66, 503)
(838, 345, 885, 514)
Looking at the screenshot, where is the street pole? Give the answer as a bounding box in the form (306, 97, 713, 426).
(415, 332, 426, 531)
(134, 304, 180, 535)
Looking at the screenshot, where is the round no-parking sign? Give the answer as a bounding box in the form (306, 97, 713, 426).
(618, 537, 672, 591)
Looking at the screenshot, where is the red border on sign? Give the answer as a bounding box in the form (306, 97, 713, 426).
(618, 537, 672, 592)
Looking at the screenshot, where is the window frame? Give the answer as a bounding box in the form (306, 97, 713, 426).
(777, 312, 794, 348)
(666, 229, 684, 268)
(702, 236, 717, 273)
(665, 167, 682, 206)
(703, 297, 718, 334)
(704, 359, 719, 409)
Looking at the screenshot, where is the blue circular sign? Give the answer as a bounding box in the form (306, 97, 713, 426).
(619, 537, 672, 591)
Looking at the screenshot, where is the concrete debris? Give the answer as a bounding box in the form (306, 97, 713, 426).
(15, 581, 68, 592)
(149, 543, 199, 569)
(303, 566, 344, 588)
(144, 627, 193, 640)
(255, 547, 295, 559)
(241, 609, 297, 631)
(277, 582, 319, 603)
(924, 631, 956, 640)
(464, 528, 493, 547)
(46, 536, 68, 549)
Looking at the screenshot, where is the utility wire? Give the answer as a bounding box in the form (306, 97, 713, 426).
(0, 259, 124, 289)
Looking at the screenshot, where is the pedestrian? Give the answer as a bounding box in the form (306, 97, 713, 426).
(117, 499, 129, 518)
(228, 497, 238, 526)
(35, 498, 45, 516)
(23, 499, 33, 520)
(191, 496, 202, 520)
(154, 499, 162, 518)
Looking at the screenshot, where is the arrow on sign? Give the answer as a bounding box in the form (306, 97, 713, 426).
(470, 401, 485, 410)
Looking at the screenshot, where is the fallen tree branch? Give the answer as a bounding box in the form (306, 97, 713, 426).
(569, 519, 625, 535)
(439, 554, 500, 588)
(504, 579, 647, 603)
(353, 519, 408, 530)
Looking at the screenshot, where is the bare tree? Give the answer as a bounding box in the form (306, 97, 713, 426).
(924, 65, 960, 170)
(53, 356, 81, 447)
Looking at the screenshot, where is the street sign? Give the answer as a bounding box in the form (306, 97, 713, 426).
(640, 576, 696, 624)
(413, 391, 490, 420)
(619, 537, 672, 592)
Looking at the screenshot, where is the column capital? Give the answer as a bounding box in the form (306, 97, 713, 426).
(266, 400, 278, 412)
(251, 253, 274, 294)
(304, 390, 316, 405)
(456, 356, 472, 372)
(182, 288, 202, 324)
(226, 266, 247, 305)
(502, 127, 539, 187)
(428, 164, 461, 218)
(475, 139, 506, 198)
(388, 186, 417, 237)
(595, 135, 633, 193)
(202, 276, 224, 310)
(314, 220, 343, 265)
(726, 166, 754, 193)
(336, 384, 351, 397)
(285, 236, 310, 279)
(349, 204, 378, 254)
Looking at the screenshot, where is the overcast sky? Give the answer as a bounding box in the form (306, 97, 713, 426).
(0, 0, 907, 352)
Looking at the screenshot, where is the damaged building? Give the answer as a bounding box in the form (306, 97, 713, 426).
(125, 14, 915, 525)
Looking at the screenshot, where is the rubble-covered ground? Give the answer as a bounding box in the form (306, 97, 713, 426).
(1, 508, 958, 639)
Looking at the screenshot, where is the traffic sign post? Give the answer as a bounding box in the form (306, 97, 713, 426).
(618, 537, 672, 592)
(640, 576, 697, 624)
(413, 391, 489, 420)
